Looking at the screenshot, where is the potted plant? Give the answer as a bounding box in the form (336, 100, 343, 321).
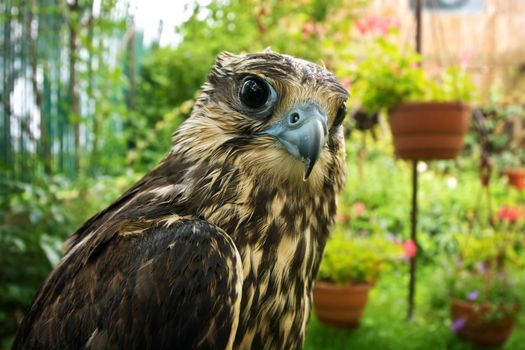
(444, 209, 525, 346)
(314, 230, 403, 329)
(506, 167, 525, 190)
(483, 103, 525, 190)
(497, 149, 525, 190)
(352, 35, 477, 160)
(450, 272, 521, 347)
(501, 105, 525, 190)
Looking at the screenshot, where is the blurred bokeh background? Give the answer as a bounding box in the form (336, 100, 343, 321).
(1, 0, 524, 348)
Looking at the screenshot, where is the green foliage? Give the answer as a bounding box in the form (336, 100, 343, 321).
(175, 0, 355, 62)
(0, 172, 140, 344)
(317, 231, 403, 285)
(352, 36, 428, 113)
(0, 176, 73, 341)
(498, 148, 525, 169)
(451, 271, 523, 315)
(453, 231, 524, 270)
(431, 67, 478, 102)
(470, 103, 525, 170)
(338, 130, 523, 268)
(351, 34, 478, 114)
(442, 231, 525, 316)
(135, 48, 210, 128)
(127, 100, 192, 168)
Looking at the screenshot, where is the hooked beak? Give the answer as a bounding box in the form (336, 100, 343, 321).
(255, 103, 328, 180)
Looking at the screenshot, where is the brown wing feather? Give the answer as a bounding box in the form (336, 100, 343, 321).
(13, 219, 243, 350)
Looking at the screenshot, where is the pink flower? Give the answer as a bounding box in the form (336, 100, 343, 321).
(354, 20, 368, 36)
(352, 202, 366, 217)
(354, 16, 399, 37)
(302, 22, 315, 38)
(302, 22, 324, 38)
(498, 205, 518, 222)
(507, 208, 519, 222)
(403, 240, 417, 259)
(340, 78, 352, 90)
(373, 17, 389, 36)
(374, 16, 399, 36)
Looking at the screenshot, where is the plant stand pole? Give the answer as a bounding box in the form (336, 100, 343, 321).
(407, 160, 418, 320)
(407, 0, 423, 321)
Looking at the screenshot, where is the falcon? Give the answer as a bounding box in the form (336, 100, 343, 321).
(14, 50, 349, 349)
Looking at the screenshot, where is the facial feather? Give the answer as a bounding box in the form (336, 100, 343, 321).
(172, 51, 348, 195)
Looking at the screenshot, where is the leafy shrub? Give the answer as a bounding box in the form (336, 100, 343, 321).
(432, 230, 525, 320)
(317, 230, 403, 285)
(351, 34, 477, 114)
(0, 172, 140, 343)
(0, 176, 73, 340)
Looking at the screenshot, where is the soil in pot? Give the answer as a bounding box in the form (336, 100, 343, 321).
(313, 281, 372, 329)
(451, 299, 518, 347)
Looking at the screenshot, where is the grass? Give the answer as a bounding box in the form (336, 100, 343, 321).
(304, 267, 525, 350)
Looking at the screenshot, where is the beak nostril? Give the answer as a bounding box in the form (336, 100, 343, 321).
(256, 102, 326, 180)
(290, 112, 301, 124)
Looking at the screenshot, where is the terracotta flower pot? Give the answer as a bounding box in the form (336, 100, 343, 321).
(388, 102, 471, 160)
(451, 299, 518, 347)
(506, 168, 525, 190)
(313, 281, 372, 329)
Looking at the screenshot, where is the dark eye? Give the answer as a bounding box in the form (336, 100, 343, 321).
(333, 102, 347, 127)
(240, 77, 270, 109)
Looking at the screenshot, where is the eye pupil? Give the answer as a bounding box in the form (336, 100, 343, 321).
(240, 78, 270, 109)
(333, 102, 347, 127)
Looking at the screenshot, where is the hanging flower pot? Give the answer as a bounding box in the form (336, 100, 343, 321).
(505, 167, 525, 190)
(388, 102, 472, 160)
(313, 282, 372, 329)
(450, 299, 518, 347)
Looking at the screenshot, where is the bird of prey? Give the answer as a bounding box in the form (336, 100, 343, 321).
(14, 50, 349, 350)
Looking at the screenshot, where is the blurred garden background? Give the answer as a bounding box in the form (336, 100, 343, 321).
(1, 0, 525, 348)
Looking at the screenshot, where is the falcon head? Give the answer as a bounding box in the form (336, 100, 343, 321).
(173, 51, 349, 191)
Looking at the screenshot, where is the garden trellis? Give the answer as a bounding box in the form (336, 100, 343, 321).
(0, 0, 140, 182)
